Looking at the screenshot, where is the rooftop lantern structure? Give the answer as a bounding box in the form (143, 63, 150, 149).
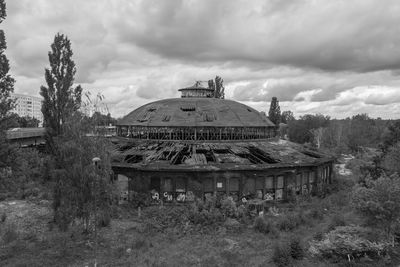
(116, 82, 276, 141)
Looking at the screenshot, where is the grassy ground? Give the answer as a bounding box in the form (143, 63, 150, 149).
(1, 161, 399, 266)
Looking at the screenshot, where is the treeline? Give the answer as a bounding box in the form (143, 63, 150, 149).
(267, 97, 399, 154)
(283, 113, 397, 154)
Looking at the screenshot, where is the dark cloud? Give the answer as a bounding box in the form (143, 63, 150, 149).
(3, 0, 400, 119)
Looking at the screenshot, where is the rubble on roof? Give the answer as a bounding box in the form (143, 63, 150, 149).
(110, 137, 333, 170)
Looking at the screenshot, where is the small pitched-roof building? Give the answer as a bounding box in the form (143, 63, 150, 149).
(112, 82, 334, 204)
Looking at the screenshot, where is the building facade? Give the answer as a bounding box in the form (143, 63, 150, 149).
(11, 93, 43, 126)
(111, 82, 334, 205)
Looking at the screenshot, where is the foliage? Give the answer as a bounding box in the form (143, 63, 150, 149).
(309, 226, 389, 261)
(346, 114, 381, 152)
(289, 235, 304, 259)
(253, 216, 278, 236)
(382, 142, 400, 174)
(220, 196, 238, 218)
(381, 120, 400, 153)
(352, 174, 400, 239)
(52, 134, 115, 231)
(0, 0, 15, 172)
(208, 76, 225, 99)
(268, 96, 281, 125)
(40, 33, 82, 137)
(281, 110, 295, 124)
(272, 242, 292, 267)
(288, 113, 330, 145)
(0, 0, 15, 122)
(276, 211, 307, 231)
(15, 115, 40, 128)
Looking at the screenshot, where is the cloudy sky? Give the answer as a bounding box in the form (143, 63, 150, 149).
(3, 0, 400, 119)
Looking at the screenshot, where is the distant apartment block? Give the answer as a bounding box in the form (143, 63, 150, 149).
(11, 93, 43, 125)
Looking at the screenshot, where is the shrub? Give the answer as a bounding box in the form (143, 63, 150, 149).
(272, 242, 292, 267)
(289, 236, 304, 259)
(220, 196, 238, 218)
(1, 211, 6, 222)
(313, 231, 324, 241)
(1, 224, 19, 244)
(309, 226, 389, 261)
(254, 216, 279, 238)
(277, 212, 306, 231)
(326, 213, 346, 232)
(97, 209, 111, 227)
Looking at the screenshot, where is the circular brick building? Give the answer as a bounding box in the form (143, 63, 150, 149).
(112, 82, 334, 204)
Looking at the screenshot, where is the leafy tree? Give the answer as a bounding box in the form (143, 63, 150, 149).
(381, 120, 400, 153)
(15, 115, 40, 128)
(268, 97, 281, 125)
(281, 110, 294, 124)
(352, 174, 400, 243)
(40, 33, 82, 137)
(346, 114, 381, 152)
(208, 76, 225, 99)
(0, 0, 15, 169)
(382, 142, 400, 174)
(52, 128, 114, 231)
(0, 0, 14, 123)
(288, 114, 330, 145)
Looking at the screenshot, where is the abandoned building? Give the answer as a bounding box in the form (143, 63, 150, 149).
(111, 82, 334, 204)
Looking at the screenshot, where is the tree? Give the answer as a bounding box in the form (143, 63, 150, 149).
(268, 97, 281, 125)
(287, 114, 330, 145)
(0, 0, 15, 169)
(208, 76, 225, 99)
(352, 174, 400, 244)
(382, 142, 400, 174)
(40, 33, 82, 137)
(346, 114, 380, 152)
(16, 115, 40, 128)
(381, 120, 400, 153)
(0, 0, 14, 123)
(281, 110, 295, 124)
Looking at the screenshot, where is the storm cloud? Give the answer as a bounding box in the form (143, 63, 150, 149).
(3, 0, 400, 118)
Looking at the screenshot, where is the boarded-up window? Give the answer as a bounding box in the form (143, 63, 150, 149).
(276, 175, 284, 200)
(264, 176, 274, 200)
(163, 178, 173, 192)
(229, 177, 239, 201)
(265, 176, 274, 189)
(204, 178, 214, 192)
(295, 174, 302, 195)
(229, 178, 239, 192)
(244, 178, 256, 194)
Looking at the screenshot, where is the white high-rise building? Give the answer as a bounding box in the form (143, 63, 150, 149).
(11, 93, 43, 126)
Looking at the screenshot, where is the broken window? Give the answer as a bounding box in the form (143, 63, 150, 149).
(295, 174, 302, 195)
(276, 175, 284, 200)
(243, 178, 256, 198)
(256, 178, 264, 199)
(204, 178, 214, 198)
(229, 177, 239, 201)
(264, 176, 274, 201)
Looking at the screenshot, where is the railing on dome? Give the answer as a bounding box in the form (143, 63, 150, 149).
(116, 126, 277, 141)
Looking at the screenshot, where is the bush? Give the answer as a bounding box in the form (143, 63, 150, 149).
(97, 209, 111, 227)
(326, 213, 346, 232)
(309, 226, 389, 261)
(289, 236, 304, 259)
(313, 231, 324, 241)
(277, 212, 306, 231)
(1, 211, 6, 222)
(254, 216, 276, 234)
(1, 224, 19, 244)
(272, 242, 292, 267)
(220, 196, 238, 218)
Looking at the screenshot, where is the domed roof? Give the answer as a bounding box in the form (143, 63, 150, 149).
(117, 98, 275, 127)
